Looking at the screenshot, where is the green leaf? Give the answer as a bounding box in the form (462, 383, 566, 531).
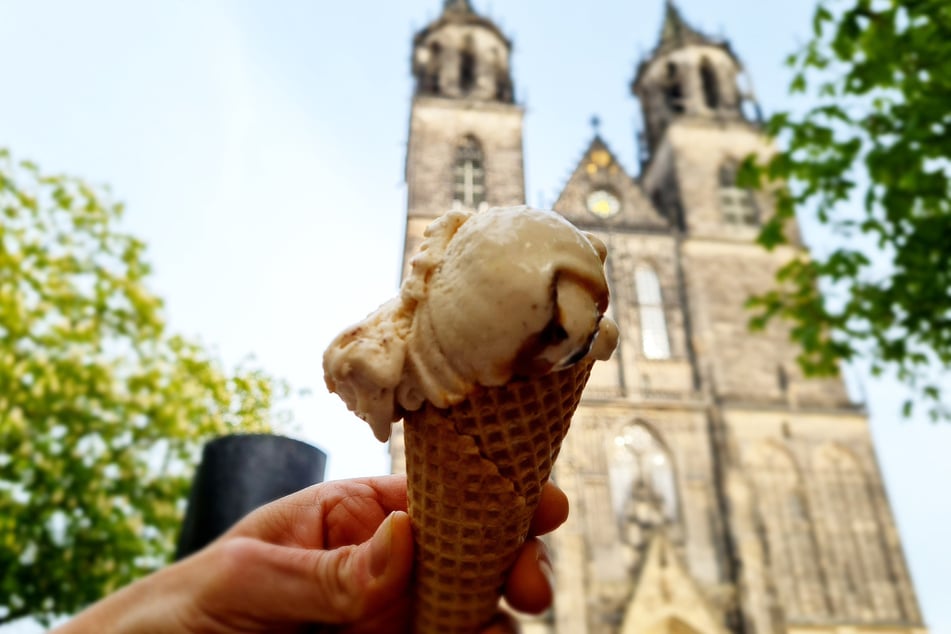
(813, 5, 833, 37)
(745, 0, 951, 422)
(0, 147, 283, 624)
(756, 218, 786, 249)
(790, 73, 807, 94)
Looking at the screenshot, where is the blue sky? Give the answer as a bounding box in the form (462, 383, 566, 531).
(0, 1, 947, 632)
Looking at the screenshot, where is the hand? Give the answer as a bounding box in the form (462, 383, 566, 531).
(53, 474, 568, 633)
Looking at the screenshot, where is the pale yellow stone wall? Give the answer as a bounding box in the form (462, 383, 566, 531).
(405, 98, 524, 221)
(681, 238, 850, 409)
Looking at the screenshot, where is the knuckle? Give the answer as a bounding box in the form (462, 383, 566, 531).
(209, 537, 262, 583)
(311, 545, 365, 621)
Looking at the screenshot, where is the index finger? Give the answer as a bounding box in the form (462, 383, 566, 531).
(227, 474, 408, 548)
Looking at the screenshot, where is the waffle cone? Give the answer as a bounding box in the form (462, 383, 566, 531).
(402, 360, 593, 634)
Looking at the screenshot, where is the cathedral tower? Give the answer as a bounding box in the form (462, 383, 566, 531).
(391, 0, 525, 474)
(396, 3, 927, 633)
(402, 0, 525, 271)
(633, 0, 766, 238)
(547, 4, 924, 633)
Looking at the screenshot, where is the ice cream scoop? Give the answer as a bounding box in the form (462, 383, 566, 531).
(323, 205, 618, 634)
(323, 205, 618, 442)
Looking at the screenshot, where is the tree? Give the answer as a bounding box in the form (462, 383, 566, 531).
(743, 0, 951, 419)
(0, 149, 282, 626)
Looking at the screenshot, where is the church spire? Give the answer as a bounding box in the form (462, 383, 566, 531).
(442, 0, 473, 13)
(632, 1, 750, 157)
(656, 0, 713, 53)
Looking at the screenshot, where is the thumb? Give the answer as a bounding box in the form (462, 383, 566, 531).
(301, 509, 415, 623)
(196, 510, 415, 627)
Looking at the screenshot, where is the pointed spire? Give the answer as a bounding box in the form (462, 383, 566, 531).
(414, 0, 510, 58)
(442, 0, 473, 14)
(657, 0, 711, 51)
(590, 114, 602, 137)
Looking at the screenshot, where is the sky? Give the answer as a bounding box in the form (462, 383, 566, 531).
(0, 1, 948, 632)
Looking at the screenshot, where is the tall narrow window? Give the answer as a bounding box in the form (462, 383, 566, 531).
(452, 136, 486, 208)
(424, 42, 442, 94)
(813, 445, 900, 620)
(459, 37, 476, 93)
(494, 71, 511, 102)
(635, 265, 670, 359)
(718, 160, 758, 226)
(749, 443, 826, 619)
(663, 62, 685, 113)
(608, 423, 678, 535)
(700, 57, 720, 109)
(492, 48, 511, 102)
(777, 364, 789, 396)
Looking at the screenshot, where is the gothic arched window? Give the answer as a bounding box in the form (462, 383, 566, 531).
(749, 443, 826, 619)
(634, 265, 671, 360)
(663, 61, 685, 113)
(424, 42, 442, 94)
(700, 57, 720, 109)
(813, 445, 899, 620)
(718, 160, 758, 226)
(452, 136, 486, 208)
(459, 36, 476, 94)
(608, 423, 678, 536)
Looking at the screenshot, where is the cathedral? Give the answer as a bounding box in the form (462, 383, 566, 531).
(389, 1, 926, 633)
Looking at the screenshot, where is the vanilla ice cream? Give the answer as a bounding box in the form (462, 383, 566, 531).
(323, 205, 618, 441)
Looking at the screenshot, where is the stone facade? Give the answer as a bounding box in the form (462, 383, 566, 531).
(392, 2, 926, 633)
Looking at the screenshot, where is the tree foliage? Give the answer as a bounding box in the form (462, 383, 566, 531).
(0, 150, 281, 625)
(743, 0, 951, 419)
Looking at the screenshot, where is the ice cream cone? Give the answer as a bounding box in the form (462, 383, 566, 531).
(323, 207, 618, 631)
(403, 359, 593, 634)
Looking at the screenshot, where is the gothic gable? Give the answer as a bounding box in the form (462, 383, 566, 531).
(620, 533, 727, 634)
(553, 136, 668, 231)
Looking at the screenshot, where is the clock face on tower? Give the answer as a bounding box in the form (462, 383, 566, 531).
(586, 189, 620, 218)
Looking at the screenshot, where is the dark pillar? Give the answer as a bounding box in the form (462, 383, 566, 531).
(176, 434, 327, 560)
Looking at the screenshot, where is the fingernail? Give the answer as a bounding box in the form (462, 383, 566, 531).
(369, 512, 394, 578)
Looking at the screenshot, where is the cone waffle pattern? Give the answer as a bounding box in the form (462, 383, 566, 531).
(403, 360, 593, 634)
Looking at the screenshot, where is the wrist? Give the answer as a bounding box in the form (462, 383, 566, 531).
(51, 560, 195, 634)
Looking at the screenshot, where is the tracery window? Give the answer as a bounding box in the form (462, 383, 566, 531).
(452, 136, 486, 208)
(749, 443, 826, 619)
(813, 445, 899, 620)
(608, 423, 678, 532)
(634, 265, 671, 360)
(718, 160, 758, 226)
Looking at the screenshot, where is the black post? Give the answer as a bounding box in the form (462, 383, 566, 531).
(176, 434, 327, 560)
